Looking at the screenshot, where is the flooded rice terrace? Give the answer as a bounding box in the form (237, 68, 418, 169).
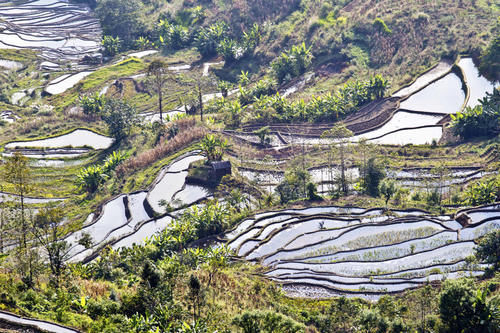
(0, 0, 101, 65)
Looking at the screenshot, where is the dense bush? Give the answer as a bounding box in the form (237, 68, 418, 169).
(464, 176, 500, 206)
(451, 89, 499, 140)
(475, 230, 500, 271)
(276, 166, 312, 203)
(360, 157, 386, 197)
(271, 43, 313, 84)
(95, 0, 145, 45)
(479, 35, 500, 82)
(101, 35, 121, 57)
(102, 99, 139, 141)
(233, 310, 306, 333)
(79, 93, 106, 117)
(76, 151, 126, 193)
(195, 22, 228, 57)
(439, 279, 498, 332)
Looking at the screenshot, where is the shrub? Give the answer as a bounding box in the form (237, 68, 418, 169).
(451, 89, 500, 140)
(77, 165, 107, 193)
(195, 22, 228, 58)
(79, 93, 105, 117)
(233, 310, 306, 333)
(475, 230, 500, 271)
(360, 157, 386, 197)
(479, 35, 500, 82)
(271, 43, 313, 84)
(373, 18, 392, 34)
(276, 166, 312, 204)
(102, 35, 122, 57)
(439, 280, 497, 332)
(464, 176, 499, 206)
(102, 99, 139, 141)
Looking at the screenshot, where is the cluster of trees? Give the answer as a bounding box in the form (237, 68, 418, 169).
(95, 0, 261, 62)
(77, 151, 127, 193)
(79, 96, 139, 141)
(1, 151, 499, 331)
(479, 35, 500, 82)
(216, 74, 389, 124)
(451, 89, 500, 140)
(271, 43, 313, 84)
(1, 154, 70, 289)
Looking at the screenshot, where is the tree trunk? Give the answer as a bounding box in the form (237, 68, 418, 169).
(198, 83, 203, 121)
(159, 88, 163, 123)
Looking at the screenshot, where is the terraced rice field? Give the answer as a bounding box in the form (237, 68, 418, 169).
(0, 0, 101, 65)
(230, 57, 497, 147)
(225, 204, 499, 298)
(61, 152, 212, 262)
(3, 128, 114, 160)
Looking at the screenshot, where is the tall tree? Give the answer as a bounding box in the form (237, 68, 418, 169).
(321, 123, 353, 195)
(2, 153, 41, 287)
(147, 59, 170, 123)
(32, 207, 70, 289)
(102, 99, 139, 141)
(2, 153, 33, 249)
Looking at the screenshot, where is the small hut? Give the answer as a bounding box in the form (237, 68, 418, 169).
(210, 161, 231, 178)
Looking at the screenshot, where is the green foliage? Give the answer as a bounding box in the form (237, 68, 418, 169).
(157, 20, 190, 51)
(134, 36, 151, 50)
(475, 230, 500, 271)
(368, 74, 390, 99)
(102, 98, 139, 141)
(199, 134, 229, 162)
(195, 22, 228, 58)
(244, 75, 388, 123)
(379, 179, 397, 207)
(451, 89, 500, 139)
(183, 202, 229, 239)
(233, 310, 306, 333)
(101, 35, 122, 57)
(253, 126, 271, 146)
(217, 38, 241, 64)
(77, 165, 107, 193)
(76, 151, 127, 193)
(361, 157, 386, 197)
(79, 93, 106, 116)
(103, 150, 127, 173)
(217, 80, 232, 97)
(271, 42, 313, 84)
(479, 35, 500, 82)
(439, 279, 498, 332)
(464, 176, 499, 206)
(357, 309, 389, 333)
(276, 165, 312, 204)
(96, 0, 144, 45)
(373, 18, 392, 34)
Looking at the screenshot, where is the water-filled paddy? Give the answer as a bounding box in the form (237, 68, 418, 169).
(5, 129, 114, 150)
(226, 204, 498, 296)
(399, 73, 465, 114)
(458, 57, 498, 108)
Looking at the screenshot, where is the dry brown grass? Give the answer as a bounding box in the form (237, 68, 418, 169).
(116, 118, 206, 176)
